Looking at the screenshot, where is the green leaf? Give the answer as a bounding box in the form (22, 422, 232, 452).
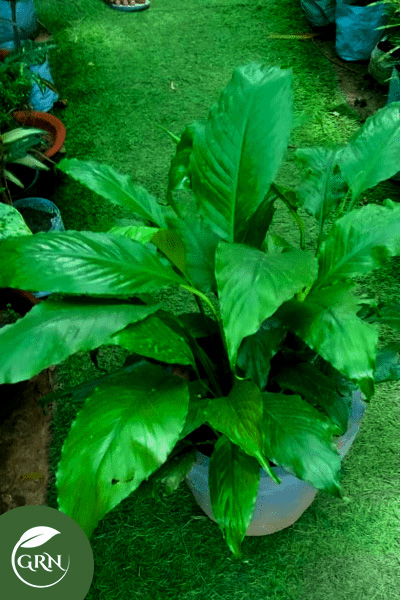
(374, 345, 400, 383)
(236, 191, 276, 249)
(295, 146, 348, 223)
(151, 228, 186, 274)
(0, 203, 32, 242)
(109, 313, 195, 365)
(189, 63, 293, 241)
(205, 379, 280, 483)
(56, 362, 189, 538)
(261, 232, 293, 254)
(170, 212, 220, 293)
(216, 242, 318, 365)
(176, 313, 219, 338)
(336, 102, 400, 203)
(262, 392, 342, 497)
(273, 362, 351, 435)
(56, 158, 167, 227)
(179, 394, 210, 439)
(0, 298, 159, 384)
(237, 316, 287, 389)
(315, 201, 400, 290)
(277, 284, 378, 398)
(107, 222, 159, 243)
(209, 435, 260, 558)
(167, 122, 204, 195)
(0, 231, 186, 295)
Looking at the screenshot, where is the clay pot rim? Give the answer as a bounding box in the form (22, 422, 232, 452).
(12, 110, 66, 157)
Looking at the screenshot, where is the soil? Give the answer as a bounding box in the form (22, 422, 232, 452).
(16, 206, 54, 233)
(0, 25, 391, 512)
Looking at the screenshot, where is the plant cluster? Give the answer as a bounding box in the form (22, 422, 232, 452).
(0, 40, 57, 133)
(0, 63, 400, 557)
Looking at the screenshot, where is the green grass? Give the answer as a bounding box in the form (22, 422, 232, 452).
(34, 0, 400, 597)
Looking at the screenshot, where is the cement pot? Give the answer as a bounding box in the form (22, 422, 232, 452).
(186, 389, 366, 536)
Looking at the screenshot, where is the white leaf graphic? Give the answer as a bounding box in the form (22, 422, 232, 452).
(17, 526, 61, 549)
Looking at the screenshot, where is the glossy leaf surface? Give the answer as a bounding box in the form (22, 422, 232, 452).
(277, 284, 378, 398)
(315, 201, 400, 290)
(205, 380, 280, 483)
(336, 102, 400, 202)
(209, 435, 261, 558)
(216, 242, 318, 365)
(0, 298, 159, 384)
(0, 231, 185, 295)
(262, 392, 342, 496)
(57, 362, 189, 538)
(57, 158, 167, 226)
(189, 64, 293, 241)
(110, 314, 195, 365)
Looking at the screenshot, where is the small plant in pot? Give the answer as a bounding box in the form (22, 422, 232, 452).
(1, 64, 400, 557)
(368, 0, 400, 83)
(0, 125, 50, 204)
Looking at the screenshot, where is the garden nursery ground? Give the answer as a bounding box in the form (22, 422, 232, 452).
(1, 1, 399, 599)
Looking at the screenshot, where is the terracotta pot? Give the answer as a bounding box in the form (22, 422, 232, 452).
(12, 110, 66, 157)
(186, 390, 366, 536)
(0, 48, 10, 61)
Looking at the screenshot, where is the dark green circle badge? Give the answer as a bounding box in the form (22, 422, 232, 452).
(0, 505, 94, 599)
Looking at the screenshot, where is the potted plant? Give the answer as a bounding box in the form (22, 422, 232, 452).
(335, 0, 388, 60)
(0, 126, 50, 204)
(300, 0, 336, 27)
(0, 64, 400, 557)
(0, 40, 58, 116)
(368, 1, 400, 84)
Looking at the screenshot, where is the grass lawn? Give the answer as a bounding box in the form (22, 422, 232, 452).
(33, 0, 400, 598)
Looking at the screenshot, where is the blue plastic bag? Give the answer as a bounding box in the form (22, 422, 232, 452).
(0, 0, 37, 48)
(335, 0, 388, 61)
(29, 58, 59, 112)
(300, 0, 336, 27)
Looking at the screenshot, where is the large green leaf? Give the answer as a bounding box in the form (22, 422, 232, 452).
(315, 201, 400, 290)
(262, 392, 342, 497)
(189, 63, 293, 241)
(0, 231, 186, 295)
(336, 102, 400, 203)
(295, 146, 348, 223)
(179, 394, 210, 439)
(57, 362, 189, 538)
(236, 191, 276, 249)
(209, 435, 260, 558)
(277, 283, 378, 398)
(205, 379, 280, 483)
(216, 242, 318, 365)
(236, 316, 287, 389)
(0, 298, 159, 384)
(273, 362, 351, 435)
(109, 313, 195, 365)
(57, 158, 167, 227)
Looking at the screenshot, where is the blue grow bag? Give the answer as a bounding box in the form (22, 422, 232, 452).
(335, 0, 388, 61)
(300, 0, 336, 27)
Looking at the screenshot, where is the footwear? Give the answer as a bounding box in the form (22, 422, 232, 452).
(105, 0, 150, 11)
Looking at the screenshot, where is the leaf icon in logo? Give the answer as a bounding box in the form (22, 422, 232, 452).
(16, 526, 61, 549)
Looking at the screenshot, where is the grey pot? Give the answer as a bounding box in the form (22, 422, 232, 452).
(186, 390, 366, 536)
(368, 39, 397, 86)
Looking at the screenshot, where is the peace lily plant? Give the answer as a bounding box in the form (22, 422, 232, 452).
(1, 63, 400, 557)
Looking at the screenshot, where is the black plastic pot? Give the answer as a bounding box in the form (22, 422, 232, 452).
(335, 0, 388, 61)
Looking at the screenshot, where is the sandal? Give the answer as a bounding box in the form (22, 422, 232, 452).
(106, 0, 150, 11)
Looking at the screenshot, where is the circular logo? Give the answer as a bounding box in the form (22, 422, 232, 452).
(0, 506, 94, 599)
